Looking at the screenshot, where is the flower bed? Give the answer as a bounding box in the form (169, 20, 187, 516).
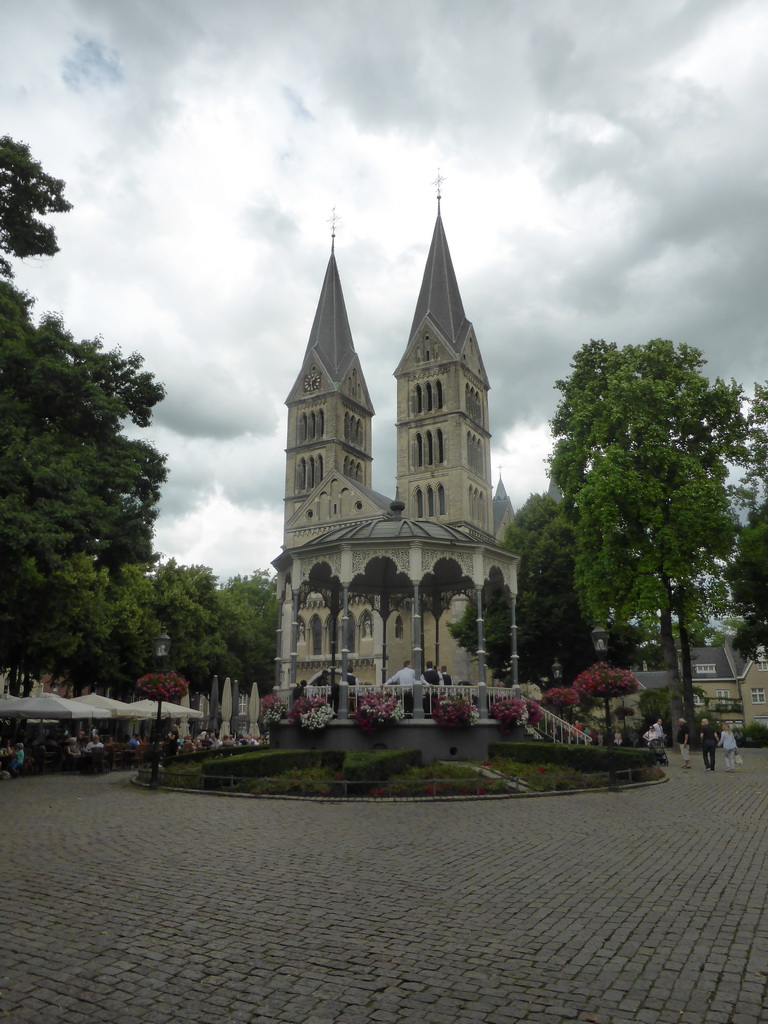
(260, 694, 288, 725)
(489, 697, 543, 733)
(431, 695, 479, 727)
(287, 695, 335, 731)
(352, 692, 405, 734)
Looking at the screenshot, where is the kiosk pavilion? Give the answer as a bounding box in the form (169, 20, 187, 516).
(272, 201, 519, 690)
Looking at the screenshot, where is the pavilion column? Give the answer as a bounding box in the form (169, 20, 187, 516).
(475, 586, 486, 684)
(509, 594, 519, 687)
(289, 591, 300, 688)
(340, 584, 350, 682)
(380, 611, 389, 685)
(411, 583, 422, 677)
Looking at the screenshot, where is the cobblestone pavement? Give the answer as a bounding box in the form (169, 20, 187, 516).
(1, 749, 766, 1024)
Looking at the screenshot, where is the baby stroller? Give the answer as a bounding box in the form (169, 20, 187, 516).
(648, 738, 669, 766)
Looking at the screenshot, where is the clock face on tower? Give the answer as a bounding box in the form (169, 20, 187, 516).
(303, 372, 321, 392)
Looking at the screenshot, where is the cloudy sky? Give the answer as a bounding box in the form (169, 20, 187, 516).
(3, 0, 766, 582)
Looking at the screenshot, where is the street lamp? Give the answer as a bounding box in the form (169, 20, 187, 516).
(552, 658, 563, 684)
(149, 629, 171, 790)
(590, 623, 617, 789)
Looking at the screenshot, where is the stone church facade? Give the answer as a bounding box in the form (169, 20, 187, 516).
(272, 203, 518, 688)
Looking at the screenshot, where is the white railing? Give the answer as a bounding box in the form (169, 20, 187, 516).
(275, 682, 589, 744)
(536, 705, 592, 744)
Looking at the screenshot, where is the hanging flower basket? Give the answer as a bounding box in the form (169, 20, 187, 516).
(431, 695, 479, 728)
(136, 671, 189, 702)
(353, 692, 405, 735)
(540, 686, 580, 710)
(287, 695, 335, 731)
(573, 663, 640, 700)
(261, 694, 288, 725)
(614, 705, 636, 720)
(489, 697, 543, 733)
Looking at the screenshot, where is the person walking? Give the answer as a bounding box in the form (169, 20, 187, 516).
(700, 718, 719, 772)
(719, 723, 738, 772)
(676, 718, 692, 769)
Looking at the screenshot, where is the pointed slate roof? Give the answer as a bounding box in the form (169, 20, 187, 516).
(408, 213, 472, 352)
(304, 252, 357, 383)
(492, 476, 514, 538)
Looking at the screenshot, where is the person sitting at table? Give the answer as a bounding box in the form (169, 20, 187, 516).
(8, 743, 25, 778)
(86, 735, 104, 752)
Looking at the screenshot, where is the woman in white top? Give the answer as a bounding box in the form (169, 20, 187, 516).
(719, 723, 738, 772)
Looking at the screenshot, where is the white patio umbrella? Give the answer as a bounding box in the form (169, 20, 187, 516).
(220, 677, 232, 737)
(247, 684, 261, 738)
(178, 692, 191, 737)
(127, 699, 204, 719)
(70, 694, 154, 719)
(0, 694, 113, 720)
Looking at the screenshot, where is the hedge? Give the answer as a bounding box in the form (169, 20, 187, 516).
(488, 741, 655, 772)
(165, 745, 268, 767)
(342, 749, 421, 783)
(201, 749, 345, 781)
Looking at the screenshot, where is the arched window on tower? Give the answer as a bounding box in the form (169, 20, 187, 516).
(296, 458, 307, 491)
(415, 488, 424, 518)
(344, 412, 350, 441)
(318, 409, 324, 436)
(414, 384, 423, 414)
(317, 454, 324, 481)
(415, 433, 423, 468)
(395, 615, 404, 639)
(299, 413, 307, 442)
(308, 457, 315, 489)
(425, 382, 433, 411)
(311, 615, 323, 656)
(427, 486, 434, 516)
(356, 461, 362, 482)
(466, 431, 472, 468)
(309, 411, 316, 439)
(426, 431, 434, 465)
(436, 380, 443, 409)
(438, 484, 446, 515)
(436, 429, 444, 464)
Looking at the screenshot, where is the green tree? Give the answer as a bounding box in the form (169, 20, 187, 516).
(549, 338, 750, 730)
(0, 282, 167, 691)
(216, 571, 279, 693)
(0, 135, 72, 279)
(504, 493, 596, 684)
(150, 560, 227, 691)
(728, 498, 768, 659)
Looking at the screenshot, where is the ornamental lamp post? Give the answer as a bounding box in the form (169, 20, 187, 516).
(149, 629, 172, 790)
(590, 624, 617, 789)
(552, 658, 563, 684)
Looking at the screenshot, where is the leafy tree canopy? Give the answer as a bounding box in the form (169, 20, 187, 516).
(0, 135, 72, 279)
(0, 282, 167, 691)
(549, 337, 752, 726)
(728, 498, 768, 659)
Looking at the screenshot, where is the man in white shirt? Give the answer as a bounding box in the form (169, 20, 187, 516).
(386, 660, 416, 687)
(386, 660, 416, 714)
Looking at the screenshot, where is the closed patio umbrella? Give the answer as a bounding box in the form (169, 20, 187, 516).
(231, 679, 240, 736)
(220, 677, 232, 737)
(247, 684, 261, 738)
(208, 675, 220, 735)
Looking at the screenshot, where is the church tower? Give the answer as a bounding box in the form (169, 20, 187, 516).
(394, 201, 493, 538)
(283, 238, 380, 550)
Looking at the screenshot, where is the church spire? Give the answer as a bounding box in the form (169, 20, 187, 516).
(302, 249, 357, 384)
(407, 207, 471, 353)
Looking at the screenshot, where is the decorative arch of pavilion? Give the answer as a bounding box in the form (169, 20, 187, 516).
(272, 502, 519, 687)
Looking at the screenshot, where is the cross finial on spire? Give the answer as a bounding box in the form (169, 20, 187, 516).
(328, 206, 341, 254)
(432, 168, 446, 214)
